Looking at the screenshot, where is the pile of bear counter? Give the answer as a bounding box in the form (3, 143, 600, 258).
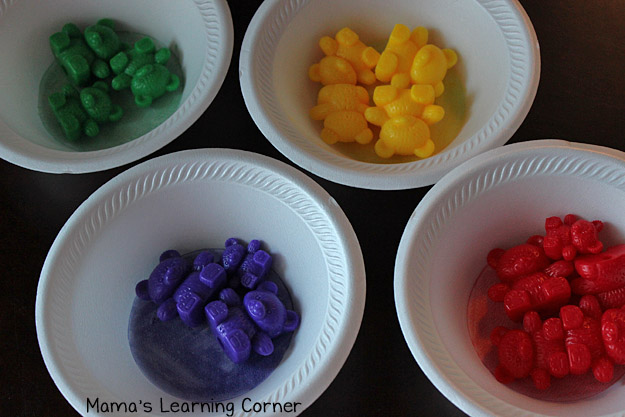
(135, 238, 300, 365)
(47, 18, 180, 141)
(308, 24, 458, 159)
(486, 214, 625, 391)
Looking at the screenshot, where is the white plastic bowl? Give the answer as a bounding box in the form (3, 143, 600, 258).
(395, 139, 625, 416)
(35, 149, 366, 416)
(240, 0, 540, 190)
(0, 0, 233, 173)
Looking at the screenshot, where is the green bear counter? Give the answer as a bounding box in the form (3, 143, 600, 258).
(45, 19, 181, 142)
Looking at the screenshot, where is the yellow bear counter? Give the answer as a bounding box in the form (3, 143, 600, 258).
(308, 24, 461, 161)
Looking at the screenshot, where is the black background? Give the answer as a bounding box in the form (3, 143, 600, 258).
(3, 1, 625, 416)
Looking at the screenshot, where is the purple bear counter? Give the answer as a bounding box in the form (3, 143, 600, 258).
(2, 1, 625, 416)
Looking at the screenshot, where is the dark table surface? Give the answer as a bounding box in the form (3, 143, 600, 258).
(3, 0, 625, 416)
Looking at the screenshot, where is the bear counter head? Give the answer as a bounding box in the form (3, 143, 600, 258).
(243, 281, 300, 338)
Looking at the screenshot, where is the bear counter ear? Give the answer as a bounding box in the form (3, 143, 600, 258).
(193, 250, 215, 269)
(166, 74, 180, 92)
(225, 237, 239, 247)
(96, 18, 115, 29)
(335, 27, 359, 46)
(109, 105, 123, 122)
(389, 23, 411, 43)
(411, 26, 428, 49)
(319, 36, 339, 56)
(62, 23, 82, 39)
(284, 310, 300, 332)
(308, 63, 322, 82)
(135, 37, 156, 54)
(83, 119, 100, 138)
(361, 47, 380, 68)
(443, 48, 458, 69)
(421, 104, 445, 126)
(155, 47, 171, 65)
(135, 95, 152, 108)
(135, 280, 150, 300)
(374, 136, 395, 159)
(49, 31, 70, 54)
(247, 239, 261, 253)
(159, 249, 180, 262)
(414, 138, 435, 159)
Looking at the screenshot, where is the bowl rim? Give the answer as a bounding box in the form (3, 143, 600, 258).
(35, 148, 366, 416)
(0, 0, 234, 174)
(239, 0, 541, 190)
(394, 139, 625, 417)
